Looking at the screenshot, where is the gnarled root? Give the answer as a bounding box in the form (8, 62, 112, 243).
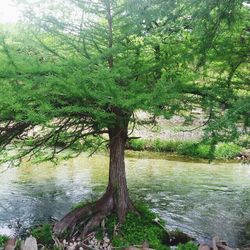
(53, 192, 136, 238)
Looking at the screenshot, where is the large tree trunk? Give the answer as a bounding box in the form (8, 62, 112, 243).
(106, 123, 130, 223)
(53, 117, 133, 236)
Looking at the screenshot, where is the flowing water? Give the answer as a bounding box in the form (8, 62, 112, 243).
(0, 151, 250, 247)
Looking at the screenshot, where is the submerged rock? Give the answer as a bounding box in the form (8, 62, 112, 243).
(162, 230, 195, 246)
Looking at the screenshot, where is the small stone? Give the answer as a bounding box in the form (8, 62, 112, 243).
(103, 236, 110, 243)
(79, 248, 83, 250)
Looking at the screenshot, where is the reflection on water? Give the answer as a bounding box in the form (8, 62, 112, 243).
(0, 151, 250, 246)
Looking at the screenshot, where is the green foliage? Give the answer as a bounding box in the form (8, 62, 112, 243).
(31, 224, 54, 246)
(215, 143, 242, 159)
(0, 235, 8, 247)
(176, 142, 210, 159)
(177, 242, 198, 250)
(14, 240, 22, 250)
(129, 139, 244, 160)
(0, 0, 248, 164)
(106, 203, 169, 250)
(129, 139, 182, 152)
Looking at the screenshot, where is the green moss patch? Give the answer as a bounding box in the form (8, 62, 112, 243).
(105, 204, 169, 249)
(0, 235, 9, 247)
(31, 224, 54, 246)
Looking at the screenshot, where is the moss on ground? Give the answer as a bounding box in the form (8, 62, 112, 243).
(0, 235, 8, 247)
(105, 203, 198, 250)
(31, 224, 54, 246)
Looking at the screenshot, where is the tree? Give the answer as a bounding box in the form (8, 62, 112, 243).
(0, 0, 249, 236)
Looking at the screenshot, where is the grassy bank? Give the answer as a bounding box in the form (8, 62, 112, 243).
(128, 139, 245, 160)
(0, 235, 8, 247)
(24, 203, 197, 250)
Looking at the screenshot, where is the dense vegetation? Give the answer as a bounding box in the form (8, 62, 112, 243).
(128, 139, 245, 159)
(28, 203, 198, 250)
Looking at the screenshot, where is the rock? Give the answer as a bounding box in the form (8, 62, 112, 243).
(198, 244, 211, 250)
(163, 231, 194, 246)
(142, 241, 149, 249)
(212, 236, 234, 250)
(22, 236, 38, 250)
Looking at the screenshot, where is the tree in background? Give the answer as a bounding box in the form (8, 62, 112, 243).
(0, 0, 249, 235)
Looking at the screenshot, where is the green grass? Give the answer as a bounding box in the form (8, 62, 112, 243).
(0, 235, 8, 247)
(31, 224, 54, 246)
(128, 139, 243, 160)
(177, 241, 199, 250)
(128, 139, 182, 152)
(105, 203, 198, 250)
(106, 203, 169, 250)
(215, 143, 242, 159)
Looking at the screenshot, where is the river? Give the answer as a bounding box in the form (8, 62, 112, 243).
(0, 151, 249, 247)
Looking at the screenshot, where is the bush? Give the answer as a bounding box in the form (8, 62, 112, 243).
(129, 139, 146, 151)
(176, 142, 202, 158)
(215, 143, 242, 159)
(152, 139, 182, 152)
(129, 138, 246, 160)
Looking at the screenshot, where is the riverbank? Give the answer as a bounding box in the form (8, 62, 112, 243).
(0, 204, 199, 250)
(127, 138, 249, 161)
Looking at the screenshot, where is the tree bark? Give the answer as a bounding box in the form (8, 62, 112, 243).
(106, 122, 130, 223)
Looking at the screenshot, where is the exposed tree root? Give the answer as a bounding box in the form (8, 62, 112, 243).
(53, 192, 136, 238)
(53, 203, 94, 235)
(82, 212, 106, 237)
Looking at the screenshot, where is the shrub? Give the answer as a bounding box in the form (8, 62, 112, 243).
(129, 139, 146, 151)
(215, 143, 242, 159)
(176, 142, 199, 157)
(152, 139, 182, 152)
